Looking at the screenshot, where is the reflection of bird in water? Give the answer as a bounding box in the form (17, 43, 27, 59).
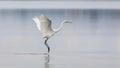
(44, 55, 50, 68)
(33, 14, 72, 53)
(45, 55, 50, 63)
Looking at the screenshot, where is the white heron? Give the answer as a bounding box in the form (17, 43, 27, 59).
(33, 14, 72, 53)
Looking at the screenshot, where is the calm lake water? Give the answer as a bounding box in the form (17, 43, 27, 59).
(0, 0, 120, 1)
(0, 9, 120, 68)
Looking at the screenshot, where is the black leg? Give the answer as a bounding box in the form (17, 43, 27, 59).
(44, 38, 50, 53)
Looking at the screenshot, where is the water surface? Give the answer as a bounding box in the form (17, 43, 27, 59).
(0, 9, 120, 68)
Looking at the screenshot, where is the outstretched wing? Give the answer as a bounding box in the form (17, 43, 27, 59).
(33, 16, 41, 31)
(33, 16, 53, 36)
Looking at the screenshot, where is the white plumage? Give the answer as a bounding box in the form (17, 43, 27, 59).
(33, 16, 41, 31)
(33, 15, 54, 38)
(33, 14, 72, 53)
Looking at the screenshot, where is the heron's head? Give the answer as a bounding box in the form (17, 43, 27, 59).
(63, 20, 72, 24)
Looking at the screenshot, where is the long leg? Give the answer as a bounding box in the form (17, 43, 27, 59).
(44, 38, 50, 53)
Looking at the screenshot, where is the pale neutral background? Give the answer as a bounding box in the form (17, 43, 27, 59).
(0, 0, 120, 1)
(0, 9, 120, 53)
(0, 9, 120, 68)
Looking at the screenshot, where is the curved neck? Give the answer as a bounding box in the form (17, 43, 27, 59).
(54, 21, 65, 32)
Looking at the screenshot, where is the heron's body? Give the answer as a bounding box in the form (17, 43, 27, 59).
(33, 15, 54, 38)
(33, 14, 71, 53)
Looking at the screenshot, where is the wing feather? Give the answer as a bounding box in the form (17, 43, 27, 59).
(33, 16, 53, 37)
(33, 17, 41, 31)
(39, 18, 53, 34)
